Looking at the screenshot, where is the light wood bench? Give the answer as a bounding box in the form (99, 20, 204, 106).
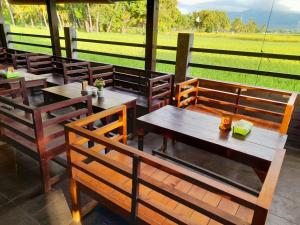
(175, 78, 297, 134)
(65, 105, 285, 225)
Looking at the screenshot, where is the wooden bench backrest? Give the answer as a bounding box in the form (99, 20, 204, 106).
(176, 78, 297, 134)
(12, 52, 39, 69)
(27, 55, 54, 74)
(89, 64, 114, 86)
(63, 61, 91, 84)
(0, 77, 29, 105)
(66, 108, 286, 225)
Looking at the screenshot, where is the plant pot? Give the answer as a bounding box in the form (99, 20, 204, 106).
(97, 90, 104, 98)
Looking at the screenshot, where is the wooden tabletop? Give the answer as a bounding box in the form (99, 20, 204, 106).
(43, 82, 137, 110)
(138, 105, 287, 162)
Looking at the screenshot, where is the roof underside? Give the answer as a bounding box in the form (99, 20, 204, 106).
(8, 0, 136, 4)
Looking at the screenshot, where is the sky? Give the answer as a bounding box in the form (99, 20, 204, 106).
(178, 0, 300, 14)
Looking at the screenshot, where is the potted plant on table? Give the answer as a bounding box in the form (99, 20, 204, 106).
(94, 78, 105, 98)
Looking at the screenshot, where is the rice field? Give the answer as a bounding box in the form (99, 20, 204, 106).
(9, 26, 300, 91)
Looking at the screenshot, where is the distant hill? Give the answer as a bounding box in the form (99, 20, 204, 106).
(228, 10, 300, 31)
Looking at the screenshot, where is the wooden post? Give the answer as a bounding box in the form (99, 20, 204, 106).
(0, 24, 12, 48)
(45, 0, 61, 57)
(64, 27, 77, 59)
(145, 0, 159, 73)
(175, 33, 194, 83)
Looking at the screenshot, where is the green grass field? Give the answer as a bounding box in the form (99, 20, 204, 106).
(9, 26, 300, 91)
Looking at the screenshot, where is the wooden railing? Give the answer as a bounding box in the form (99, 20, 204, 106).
(2, 25, 300, 83)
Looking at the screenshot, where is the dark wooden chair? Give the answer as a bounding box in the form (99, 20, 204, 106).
(175, 78, 297, 134)
(27, 55, 54, 75)
(65, 105, 285, 225)
(89, 63, 114, 86)
(0, 94, 92, 192)
(63, 61, 91, 85)
(12, 52, 39, 69)
(0, 77, 29, 105)
(107, 66, 173, 113)
(0, 47, 7, 63)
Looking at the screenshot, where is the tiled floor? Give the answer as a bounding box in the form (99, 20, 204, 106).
(0, 95, 299, 225)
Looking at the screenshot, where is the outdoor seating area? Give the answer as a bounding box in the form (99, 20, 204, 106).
(0, 0, 300, 225)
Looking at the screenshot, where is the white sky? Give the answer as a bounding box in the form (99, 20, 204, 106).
(178, 0, 300, 14)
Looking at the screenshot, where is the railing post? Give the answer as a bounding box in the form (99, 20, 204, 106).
(175, 33, 194, 83)
(0, 24, 12, 49)
(64, 27, 77, 59)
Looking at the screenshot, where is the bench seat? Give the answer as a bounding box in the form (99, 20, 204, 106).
(74, 150, 254, 225)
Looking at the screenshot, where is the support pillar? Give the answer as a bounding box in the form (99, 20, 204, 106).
(64, 27, 77, 59)
(175, 33, 194, 83)
(45, 0, 61, 57)
(145, 0, 159, 73)
(0, 24, 11, 48)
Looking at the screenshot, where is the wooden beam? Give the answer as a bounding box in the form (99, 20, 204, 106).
(45, 0, 61, 57)
(145, 0, 159, 73)
(175, 33, 194, 83)
(0, 24, 12, 48)
(64, 27, 77, 59)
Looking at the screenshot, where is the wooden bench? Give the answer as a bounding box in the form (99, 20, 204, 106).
(175, 78, 297, 134)
(12, 52, 39, 69)
(65, 105, 285, 225)
(0, 92, 92, 192)
(103, 66, 173, 113)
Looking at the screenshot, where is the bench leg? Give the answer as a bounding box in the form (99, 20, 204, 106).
(39, 159, 51, 192)
(138, 128, 144, 151)
(70, 179, 82, 223)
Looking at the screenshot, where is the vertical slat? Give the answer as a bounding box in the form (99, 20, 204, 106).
(130, 154, 140, 224)
(145, 0, 159, 72)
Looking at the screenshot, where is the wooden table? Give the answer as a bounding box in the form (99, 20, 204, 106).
(137, 105, 287, 193)
(42, 82, 137, 132)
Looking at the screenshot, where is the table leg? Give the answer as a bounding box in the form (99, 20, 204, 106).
(132, 101, 136, 137)
(138, 128, 144, 151)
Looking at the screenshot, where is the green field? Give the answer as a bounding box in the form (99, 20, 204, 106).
(9, 26, 300, 91)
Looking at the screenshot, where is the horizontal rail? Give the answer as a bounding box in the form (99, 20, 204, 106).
(191, 47, 300, 61)
(156, 59, 176, 65)
(74, 38, 145, 48)
(189, 62, 300, 80)
(157, 45, 177, 51)
(74, 49, 145, 61)
(7, 32, 65, 40)
(8, 40, 52, 49)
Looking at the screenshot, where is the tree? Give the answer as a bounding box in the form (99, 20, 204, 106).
(231, 18, 244, 33)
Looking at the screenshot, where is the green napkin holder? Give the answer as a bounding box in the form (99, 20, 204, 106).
(233, 120, 253, 136)
(3, 71, 22, 79)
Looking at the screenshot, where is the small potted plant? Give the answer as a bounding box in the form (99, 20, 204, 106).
(94, 78, 105, 98)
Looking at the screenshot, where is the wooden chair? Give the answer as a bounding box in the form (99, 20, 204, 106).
(27, 55, 54, 75)
(12, 52, 38, 69)
(0, 94, 92, 192)
(175, 78, 297, 134)
(107, 66, 173, 113)
(63, 61, 91, 85)
(0, 77, 29, 105)
(89, 63, 114, 86)
(65, 105, 285, 225)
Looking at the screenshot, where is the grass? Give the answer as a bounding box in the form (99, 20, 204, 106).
(9, 26, 300, 91)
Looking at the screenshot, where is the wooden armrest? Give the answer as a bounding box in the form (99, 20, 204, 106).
(177, 78, 199, 89)
(38, 95, 92, 113)
(288, 93, 297, 106)
(257, 149, 286, 210)
(149, 74, 173, 83)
